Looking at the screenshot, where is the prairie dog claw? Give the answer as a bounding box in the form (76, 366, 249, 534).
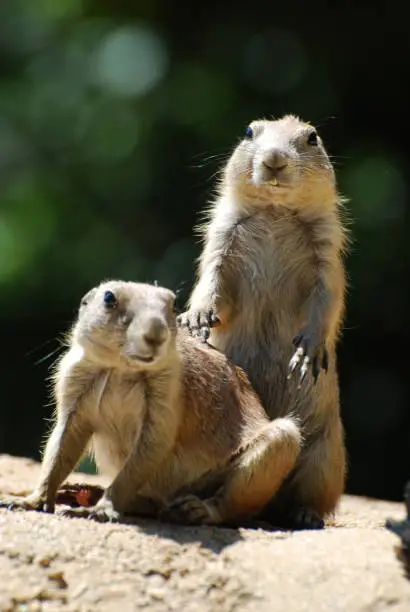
(177, 308, 220, 343)
(287, 329, 328, 387)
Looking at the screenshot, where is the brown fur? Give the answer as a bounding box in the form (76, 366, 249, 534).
(1, 280, 301, 526)
(178, 115, 349, 528)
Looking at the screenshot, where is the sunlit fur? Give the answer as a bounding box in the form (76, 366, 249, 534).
(184, 115, 349, 524)
(4, 280, 301, 526)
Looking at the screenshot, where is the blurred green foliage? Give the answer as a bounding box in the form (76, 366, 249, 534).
(0, 0, 409, 500)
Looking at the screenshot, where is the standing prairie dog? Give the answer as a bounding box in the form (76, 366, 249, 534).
(179, 115, 348, 529)
(1, 280, 301, 526)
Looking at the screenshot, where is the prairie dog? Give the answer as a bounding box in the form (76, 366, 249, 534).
(179, 115, 348, 529)
(2, 281, 301, 526)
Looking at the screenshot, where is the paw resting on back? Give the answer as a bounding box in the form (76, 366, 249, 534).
(177, 308, 220, 342)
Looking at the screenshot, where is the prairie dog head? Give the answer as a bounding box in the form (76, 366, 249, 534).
(223, 115, 336, 208)
(71, 280, 177, 370)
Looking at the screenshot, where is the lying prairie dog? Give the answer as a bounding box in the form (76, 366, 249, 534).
(1, 280, 301, 526)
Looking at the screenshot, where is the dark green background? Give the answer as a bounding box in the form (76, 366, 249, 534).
(0, 1, 408, 500)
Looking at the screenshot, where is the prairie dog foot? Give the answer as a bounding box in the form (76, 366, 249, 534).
(288, 327, 329, 386)
(288, 506, 324, 530)
(60, 498, 120, 523)
(160, 494, 222, 525)
(0, 493, 54, 514)
(177, 309, 220, 342)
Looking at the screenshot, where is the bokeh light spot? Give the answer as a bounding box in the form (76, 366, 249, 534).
(92, 25, 168, 97)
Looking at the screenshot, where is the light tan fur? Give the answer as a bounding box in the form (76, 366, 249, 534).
(1, 280, 301, 526)
(178, 115, 349, 529)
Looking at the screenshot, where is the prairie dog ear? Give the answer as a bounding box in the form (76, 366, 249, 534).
(162, 288, 176, 302)
(79, 287, 98, 309)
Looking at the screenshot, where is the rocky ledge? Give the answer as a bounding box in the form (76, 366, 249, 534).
(0, 454, 408, 612)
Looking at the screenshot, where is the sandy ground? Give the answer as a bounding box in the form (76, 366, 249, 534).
(0, 454, 409, 612)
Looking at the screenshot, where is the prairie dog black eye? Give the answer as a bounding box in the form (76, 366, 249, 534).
(103, 290, 117, 308)
(307, 131, 318, 146)
(244, 126, 253, 139)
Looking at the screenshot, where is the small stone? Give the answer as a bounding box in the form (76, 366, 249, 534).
(38, 556, 53, 568)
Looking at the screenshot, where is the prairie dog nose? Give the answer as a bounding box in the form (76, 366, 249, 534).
(262, 149, 289, 172)
(143, 316, 168, 348)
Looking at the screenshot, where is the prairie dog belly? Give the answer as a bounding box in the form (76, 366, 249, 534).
(206, 212, 317, 367)
(89, 371, 147, 479)
(230, 216, 314, 331)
